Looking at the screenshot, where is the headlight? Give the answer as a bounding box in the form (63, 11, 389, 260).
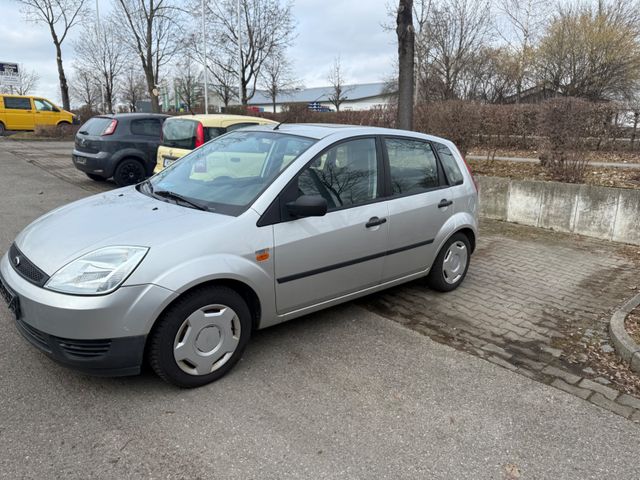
(45, 246, 148, 295)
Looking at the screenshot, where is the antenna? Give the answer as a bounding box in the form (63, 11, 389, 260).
(273, 121, 284, 131)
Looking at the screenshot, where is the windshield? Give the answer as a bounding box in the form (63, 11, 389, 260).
(146, 131, 316, 215)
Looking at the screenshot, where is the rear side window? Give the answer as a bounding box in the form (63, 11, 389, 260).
(435, 142, 464, 185)
(131, 118, 162, 137)
(385, 138, 440, 194)
(162, 119, 198, 149)
(3, 97, 32, 110)
(205, 127, 225, 142)
(79, 117, 113, 135)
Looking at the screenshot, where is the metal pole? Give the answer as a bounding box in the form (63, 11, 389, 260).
(96, 0, 105, 113)
(237, 0, 242, 107)
(201, 0, 209, 114)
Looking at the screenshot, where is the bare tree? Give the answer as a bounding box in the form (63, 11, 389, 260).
(70, 66, 99, 108)
(208, 58, 238, 110)
(200, 0, 296, 106)
(397, 0, 415, 129)
(260, 52, 296, 113)
(120, 66, 148, 112)
(175, 55, 202, 113)
(15, 0, 86, 110)
(496, 0, 548, 102)
(73, 21, 126, 113)
(327, 57, 349, 112)
(113, 0, 182, 112)
(0, 65, 41, 95)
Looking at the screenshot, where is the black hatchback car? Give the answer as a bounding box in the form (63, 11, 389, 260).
(72, 113, 169, 186)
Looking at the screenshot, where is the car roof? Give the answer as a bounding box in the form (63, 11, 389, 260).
(243, 123, 453, 144)
(165, 114, 277, 127)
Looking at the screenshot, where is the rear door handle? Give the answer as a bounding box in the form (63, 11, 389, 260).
(438, 199, 453, 208)
(365, 216, 387, 228)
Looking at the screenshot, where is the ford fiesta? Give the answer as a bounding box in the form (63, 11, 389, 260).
(0, 124, 478, 388)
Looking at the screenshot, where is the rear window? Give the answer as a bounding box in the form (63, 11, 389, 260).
(435, 142, 464, 185)
(162, 119, 200, 149)
(3, 97, 32, 110)
(79, 117, 113, 136)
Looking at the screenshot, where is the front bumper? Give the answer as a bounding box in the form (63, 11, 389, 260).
(72, 149, 113, 177)
(0, 252, 174, 376)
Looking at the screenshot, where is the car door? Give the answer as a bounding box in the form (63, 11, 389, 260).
(381, 136, 454, 282)
(33, 98, 58, 126)
(272, 137, 389, 314)
(130, 117, 163, 164)
(2, 96, 34, 130)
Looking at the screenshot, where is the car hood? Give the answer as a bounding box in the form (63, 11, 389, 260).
(14, 187, 233, 275)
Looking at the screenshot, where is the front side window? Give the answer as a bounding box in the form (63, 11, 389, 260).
(385, 138, 440, 195)
(146, 131, 315, 215)
(34, 99, 56, 111)
(227, 122, 258, 132)
(295, 138, 378, 210)
(3, 97, 32, 110)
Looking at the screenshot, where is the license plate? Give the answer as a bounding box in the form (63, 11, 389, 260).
(75, 156, 86, 165)
(0, 275, 21, 320)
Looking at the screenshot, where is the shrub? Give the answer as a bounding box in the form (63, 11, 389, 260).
(34, 124, 79, 139)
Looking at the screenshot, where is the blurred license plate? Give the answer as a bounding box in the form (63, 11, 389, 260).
(0, 275, 20, 320)
(75, 156, 86, 165)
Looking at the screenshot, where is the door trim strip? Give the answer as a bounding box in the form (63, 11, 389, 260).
(276, 238, 434, 284)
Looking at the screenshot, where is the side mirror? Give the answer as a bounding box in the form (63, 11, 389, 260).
(286, 195, 327, 218)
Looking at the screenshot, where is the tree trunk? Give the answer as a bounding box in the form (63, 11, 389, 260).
(631, 111, 639, 149)
(54, 41, 71, 111)
(396, 0, 414, 130)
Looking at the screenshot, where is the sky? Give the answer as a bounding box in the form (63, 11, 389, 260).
(0, 0, 396, 106)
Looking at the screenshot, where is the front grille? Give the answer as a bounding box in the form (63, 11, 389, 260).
(16, 317, 52, 353)
(8, 244, 49, 287)
(55, 338, 112, 359)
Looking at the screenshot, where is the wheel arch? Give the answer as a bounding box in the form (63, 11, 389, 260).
(457, 227, 476, 254)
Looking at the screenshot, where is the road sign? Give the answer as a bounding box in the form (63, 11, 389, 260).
(0, 62, 19, 87)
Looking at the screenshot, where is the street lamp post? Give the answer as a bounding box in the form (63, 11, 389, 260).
(201, 0, 209, 114)
(237, 0, 242, 107)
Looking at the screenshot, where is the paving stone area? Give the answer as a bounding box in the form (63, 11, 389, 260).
(359, 220, 640, 421)
(2, 140, 112, 193)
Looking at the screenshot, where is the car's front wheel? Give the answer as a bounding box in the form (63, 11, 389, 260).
(149, 286, 252, 388)
(426, 233, 471, 292)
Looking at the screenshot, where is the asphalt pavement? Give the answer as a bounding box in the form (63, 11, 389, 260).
(1, 142, 639, 479)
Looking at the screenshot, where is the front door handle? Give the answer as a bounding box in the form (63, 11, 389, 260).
(438, 199, 453, 208)
(365, 216, 387, 228)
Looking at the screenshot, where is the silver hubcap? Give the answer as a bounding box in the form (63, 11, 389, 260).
(173, 304, 241, 376)
(442, 241, 468, 285)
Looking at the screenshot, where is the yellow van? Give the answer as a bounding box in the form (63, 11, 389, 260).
(0, 95, 75, 134)
(154, 114, 277, 173)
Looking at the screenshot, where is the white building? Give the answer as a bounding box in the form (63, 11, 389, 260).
(246, 82, 396, 113)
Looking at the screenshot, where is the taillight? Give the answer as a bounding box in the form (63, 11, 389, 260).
(102, 119, 118, 136)
(194, 122, 205, 148)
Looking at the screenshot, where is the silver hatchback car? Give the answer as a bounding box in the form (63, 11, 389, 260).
(0, 124, 478, 387)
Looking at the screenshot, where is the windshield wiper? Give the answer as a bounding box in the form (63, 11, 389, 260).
(153, 190, 210, 211)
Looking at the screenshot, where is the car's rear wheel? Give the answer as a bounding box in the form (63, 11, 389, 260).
(149, 286, 252, 388)
(85, 173, 106, 182)
(426, 233, 471, 292)
(114, 158, 146, 187)
(0, 122, 5, 136)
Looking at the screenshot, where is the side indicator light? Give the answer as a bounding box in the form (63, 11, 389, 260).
(255, 249, 270, 262)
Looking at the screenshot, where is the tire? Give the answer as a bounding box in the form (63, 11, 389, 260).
(85, 173, 106, 182)
(426, 233, 471, 292)
(0, 122, 5, 136)
(149, 286, 253, 388)
(113, 158, 146, 187)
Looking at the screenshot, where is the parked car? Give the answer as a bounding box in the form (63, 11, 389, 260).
(73, 113, 169, 186)
(0, 95, 75, 134)
(1, 124, 478, 388)
(154, 114, 277, 173)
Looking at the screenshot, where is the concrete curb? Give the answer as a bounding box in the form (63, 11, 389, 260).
(609, 292, 640, 372)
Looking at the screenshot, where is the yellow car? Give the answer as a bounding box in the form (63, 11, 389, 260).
(154, 114, 277, 173)
(0, 95, 75, 134)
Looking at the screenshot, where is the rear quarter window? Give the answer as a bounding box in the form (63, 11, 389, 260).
(434, 142, 464, 185)
(3, 97, 32, 110)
